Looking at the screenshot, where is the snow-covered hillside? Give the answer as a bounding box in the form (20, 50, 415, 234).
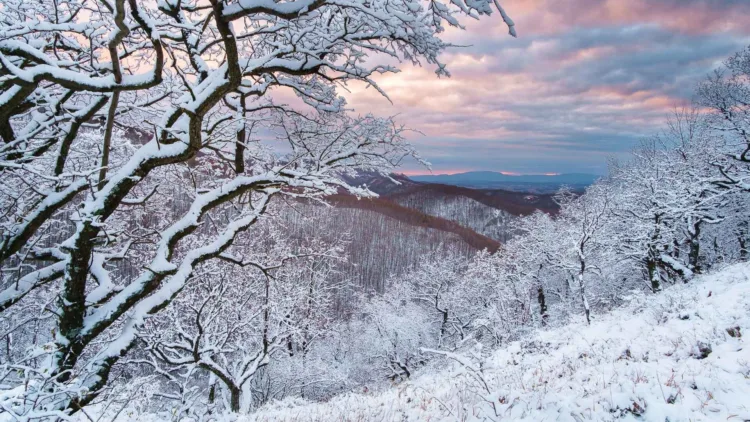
(279, 199, 494, 292)
(247, 263, 750, 422)
(393, 192, 516, 242)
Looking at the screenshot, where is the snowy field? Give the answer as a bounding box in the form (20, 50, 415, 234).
(243, 263, 750, 422)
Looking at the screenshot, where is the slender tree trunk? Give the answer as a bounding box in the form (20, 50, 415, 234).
(208, 374, 216, 405)
(647, 257, 660, 292)
(648, 214, 663, 292)
(535, 264, 548, 326)
(440, 308, 448, 340)
(688, 220, 702, 274)
(537, 285, 548, 326)
(738, 221, 748, 261)
(235, 94, 246, 174)
(713, 237, 721, 264)
(578, 262, 590, 325)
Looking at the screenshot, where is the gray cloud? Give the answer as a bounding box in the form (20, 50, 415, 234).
(342, 1, 750, 175)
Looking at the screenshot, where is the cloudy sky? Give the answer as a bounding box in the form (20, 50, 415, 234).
(340, 0, 750, 175)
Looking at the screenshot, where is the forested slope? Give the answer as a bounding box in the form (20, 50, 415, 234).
(276, 197, 497, 292)
(247, 263, 750, 422)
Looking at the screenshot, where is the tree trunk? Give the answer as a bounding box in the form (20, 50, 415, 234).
(229, 386, 241, 413)
(648, 215, 663, 292)
(647, 257, 660, 292)
(688, 220, 702, 274)
(235, 94, 246, 174)
(738, 221, 748, 261)
(208, 378, 216, 405)
(437, 295, 448, 343)
(537, 285, 548, 326)
(578, 273, 590, 325)
(440, 309, 448, 338)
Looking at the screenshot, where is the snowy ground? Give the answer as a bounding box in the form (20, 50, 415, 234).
(248, 263, 750, 421)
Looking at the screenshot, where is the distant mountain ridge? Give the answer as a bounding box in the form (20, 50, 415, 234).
(325, 194, 500, 252)
(335, 171, 560, 243)
(409, 171, 600, 192)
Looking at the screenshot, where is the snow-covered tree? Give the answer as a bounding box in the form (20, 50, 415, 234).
(553, 184, 613, 324)
(0, 0, 517, 416)
(697, 45, 750, 192)
(136, 223, 345, 414)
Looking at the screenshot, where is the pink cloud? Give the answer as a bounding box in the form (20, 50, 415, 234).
(270, 1, 750, 174)
(497, 0, 750, 36)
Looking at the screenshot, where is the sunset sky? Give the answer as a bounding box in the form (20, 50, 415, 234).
(339, 0, 750, 175)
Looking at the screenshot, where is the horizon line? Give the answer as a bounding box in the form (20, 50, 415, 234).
(399, 170, 604, 177)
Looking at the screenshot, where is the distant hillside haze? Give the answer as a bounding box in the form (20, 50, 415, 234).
(409, 171, 601, 192)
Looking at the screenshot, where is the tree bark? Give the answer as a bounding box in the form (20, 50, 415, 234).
(235, 94, 246, 174)
(229, 386, 241, 413)
(688, 220, 702, 274)
(647, 257, 660, 292)
(98, 92, 119, 189)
